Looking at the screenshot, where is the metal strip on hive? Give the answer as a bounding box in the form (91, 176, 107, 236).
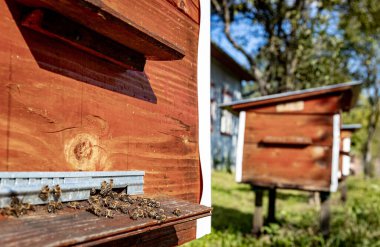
(0, 171, 144, 207)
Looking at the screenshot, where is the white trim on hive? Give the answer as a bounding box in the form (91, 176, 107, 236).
(196, 0, 211, 239)
(235, 111, 246, 183)
(330, 114, 341, 192)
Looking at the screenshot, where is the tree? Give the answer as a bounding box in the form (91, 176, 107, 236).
(211, 0, 351, 96)
(339, 0, 380, 176)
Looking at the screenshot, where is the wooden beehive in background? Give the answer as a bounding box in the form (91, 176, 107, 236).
(221, 82, 362, 192)
(339, 124, 361, 178)
(0, 0, 211, 245)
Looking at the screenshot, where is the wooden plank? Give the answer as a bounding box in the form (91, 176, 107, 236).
(15, 0, 185, 61)
(245, 112, 334, 146)
(242, 144, 332, 191)
(0, 196, 211, 247)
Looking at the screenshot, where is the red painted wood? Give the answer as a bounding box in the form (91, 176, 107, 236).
(0, 0, 203, 244)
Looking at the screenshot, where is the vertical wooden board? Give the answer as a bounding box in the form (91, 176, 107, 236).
(0, 0, 200, 209)
(248, 95, 342, 114)
(245, 112, 334, 145)
(242, 144, 332, 190)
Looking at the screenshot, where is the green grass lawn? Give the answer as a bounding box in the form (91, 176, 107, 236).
(185, 171, 380, 247)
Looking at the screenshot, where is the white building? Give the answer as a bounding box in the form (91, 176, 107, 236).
(211, 43, 254, 170)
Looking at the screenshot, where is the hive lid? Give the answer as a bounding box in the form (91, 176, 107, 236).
(220, 81, 362, 112)
(15, 0, 185, 61)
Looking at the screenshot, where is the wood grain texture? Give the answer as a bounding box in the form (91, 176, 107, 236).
(0, 197, 211, 247)
(166, 0, 200, 24)
(0, 0, 202, 244)
(245, 112, 334, 146)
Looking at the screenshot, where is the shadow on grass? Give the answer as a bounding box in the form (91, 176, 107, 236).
(212, 205, 253, 234)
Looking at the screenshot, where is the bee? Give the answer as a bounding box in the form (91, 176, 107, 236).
(103, 197, 113, 207)
(53, 185, 62, 200)
(173, 208, 181, 216)
(160, 214, 167, 223)
(108, 200, 119, 210)
(67, 201, 81, 209)
(127, 196, 135, 204)
(100, 180, 109, 197)
(55, 201, 63, 210)
(131, 212, 139, 220)
(39, 185, 50, 201)
(90, 188, 97, 195)
(87, 204, 103, 217)
(22, 203, 35, 212)
(148, 210, 157, 218)
(47, 201, 56, 213)
(88, 195, 100, 204)
(110, 191, 118, 199)
(155, 201, 161, 208)
(105, 209, 114, 218)
(119, 203, 131, 214)
(158, 208, 165, 215)
(119, 192, 128, 202)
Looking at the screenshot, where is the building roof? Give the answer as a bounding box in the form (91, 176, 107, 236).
(220, 81, 362, 112)
(211, 42, 255, 81)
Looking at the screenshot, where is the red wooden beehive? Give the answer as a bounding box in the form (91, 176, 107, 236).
(221, 82, 361, 192)
(0, 0, 211, 245)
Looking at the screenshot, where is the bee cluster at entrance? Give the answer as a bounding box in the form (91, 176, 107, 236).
(0, 179, 182, 223)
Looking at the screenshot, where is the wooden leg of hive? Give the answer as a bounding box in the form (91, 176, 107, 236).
(252, 188, 264, 236)
(319, 191, 330, 238)
(340, 179, 347, 203)
(267, 188, 276, 223)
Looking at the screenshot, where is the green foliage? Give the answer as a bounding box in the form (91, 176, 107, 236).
(184, 171, 380, 247)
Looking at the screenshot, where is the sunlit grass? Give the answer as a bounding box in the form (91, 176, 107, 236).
(185, 171, 380, 247)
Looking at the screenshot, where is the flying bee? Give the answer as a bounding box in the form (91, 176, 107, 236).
(105, 209, 114, 218)
(67, 201, 81, 209)
(173, 208, 181, 216)
(53, 185, 62, 200)
(39, 185, 50, 201)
